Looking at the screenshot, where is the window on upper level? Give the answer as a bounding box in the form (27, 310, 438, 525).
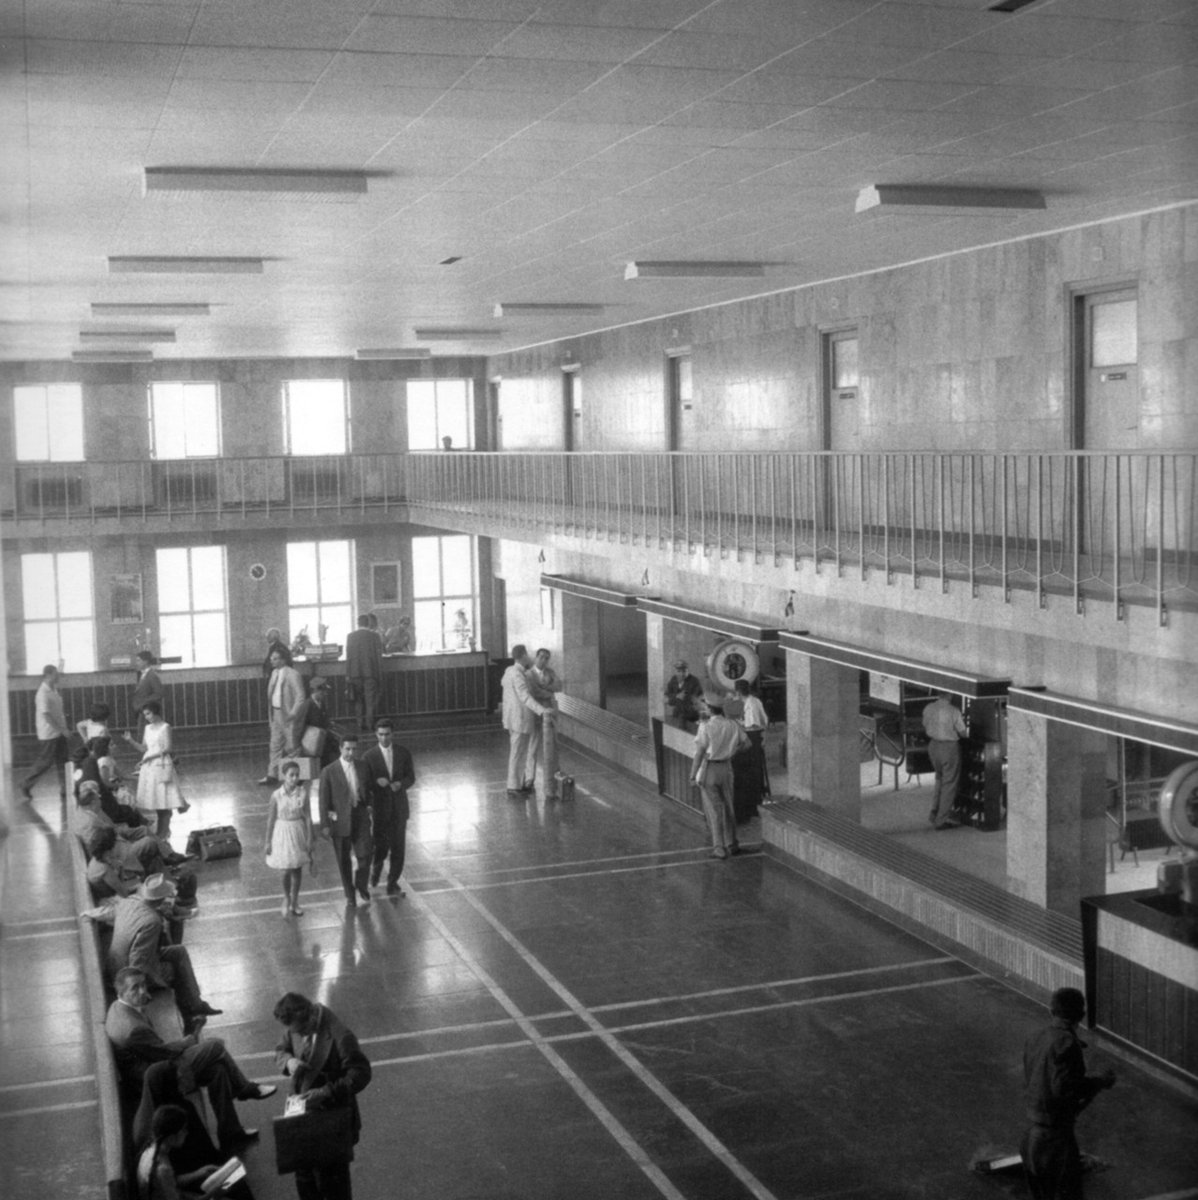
(284, 379, 348, 455)
(21, 550, 96, 672)
(14, 384, 84, 461)
(412, 534, 476, 652)
(287, 539, 354, 650)
(156, 546, 229, 668)
(407, 379, 472, 450)
(150, 382, 221, 459)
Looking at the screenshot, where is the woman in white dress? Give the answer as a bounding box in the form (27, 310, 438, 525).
(124, 701, 187, 838)
(264, 760, 314, 916)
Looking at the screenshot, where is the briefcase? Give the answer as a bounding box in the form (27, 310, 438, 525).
(185, 824, 243, 862)
(273, 1106, 355, 1174)
(554, 772, 575, 802)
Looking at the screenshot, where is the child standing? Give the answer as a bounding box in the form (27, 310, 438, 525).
(264, 760, 314, 916)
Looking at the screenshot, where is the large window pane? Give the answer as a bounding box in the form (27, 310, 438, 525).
(158, 614, 193, 666)
(156, 548, 192, 613)
(286, 380, 347, 455)
(410, 535, 477, 653)
(287, 540, 355, 648)
(287, 543, 320, 605)
(190, 547, 226, 611)
(191, 612, 228, 667)
(21, 554, 55, 614)
(406, 379, 471, 449)
(14, 384, 85, 461)
(24, 624, 60, 674)
(411, 539, 440, 598)
(318, 540, 352, 603)
(152, 382, 221, 459)
(56, 552, 93, 618)
(22, 550, 95, 672)
(407, 382, 438, 450)
(441, 537, 473, 595)
(155, 545, 229, 668)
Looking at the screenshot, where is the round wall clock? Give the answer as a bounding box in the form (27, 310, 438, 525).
(706, 638, 760, 690)
(1158, 760, 1198, 850)
(249, 563, 267, 582)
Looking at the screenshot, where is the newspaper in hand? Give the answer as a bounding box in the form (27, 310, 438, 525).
(201, 1156, 246, 1195)
(283, 1093, 308, 1117)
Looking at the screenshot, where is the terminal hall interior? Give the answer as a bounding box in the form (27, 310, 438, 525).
(1, 1, 1197, 1199)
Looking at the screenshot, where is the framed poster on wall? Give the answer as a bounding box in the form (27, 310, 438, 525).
(371, 562, 401, 606)
(111, 573, 144, 624)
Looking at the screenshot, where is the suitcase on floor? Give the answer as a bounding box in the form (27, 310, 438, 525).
(185, 824, 243, 861)
(555, 772, 575, 802)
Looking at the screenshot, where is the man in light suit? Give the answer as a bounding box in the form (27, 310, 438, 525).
(500, 644, 553, 797)
(344, 614, 383, 733)
(261, 647, 306, 785)
(107, 968, 275, 1152)
(318, 732, 373, 907)
(363, 718, 415, 897)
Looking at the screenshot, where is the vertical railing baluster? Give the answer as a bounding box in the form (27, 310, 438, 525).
(908, 454, 916, 588)
(1156, 454, 1166, 626)
(938, 454, 946, 593)
(858, 454, 866, 579)
(1113, 454, 1122, 619)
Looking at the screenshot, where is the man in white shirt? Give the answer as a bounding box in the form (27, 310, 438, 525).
(501, 644, 553, 796)
(922, 691, 968, 829)
(21, 664, 70, 801)
(691, 690, 750, 859)
(261, 648, 305, 786)
(526, 648, 563, 798)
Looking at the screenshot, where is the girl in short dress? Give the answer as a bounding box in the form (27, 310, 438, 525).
(264, 760, 314, 916)
(124, 701, 187, 838)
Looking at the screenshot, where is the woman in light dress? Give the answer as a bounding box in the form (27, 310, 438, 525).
(124, 700, 187, 838)
(264, 760, 314, 916)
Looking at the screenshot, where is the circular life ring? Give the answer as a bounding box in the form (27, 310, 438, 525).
(706, 639, 760, 690)
(1158, 759, 1198, 851)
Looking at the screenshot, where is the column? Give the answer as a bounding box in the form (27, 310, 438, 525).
(1007, 708, 1107, 914)
(561, 593, 602, 707)
(786, 649, 862, 820)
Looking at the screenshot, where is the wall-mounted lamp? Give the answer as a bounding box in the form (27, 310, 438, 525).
(784, 591, 795, 622)
(537, 549, 546, 564)
(641, 569, 651, 588)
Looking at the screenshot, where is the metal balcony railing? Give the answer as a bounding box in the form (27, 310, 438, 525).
(5, 451, 1195, 621)
(406, 451, 1197, 623)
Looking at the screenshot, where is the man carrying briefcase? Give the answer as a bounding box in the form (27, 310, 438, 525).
(273, 992, 371, 1200)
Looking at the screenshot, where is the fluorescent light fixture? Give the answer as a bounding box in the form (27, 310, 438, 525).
(493, 302, 606, 318)
(625, 261, 767, 280)
(109, 256, 264, 274)
(413, 327, 504, 340)
(144, 167, 368, 197)
(355, 347, 432, 360)
(80, 329, 176, 343)
(91, 303, 210, 317)
(855, 184, 1046, 214)
(72, 350, 154, 362)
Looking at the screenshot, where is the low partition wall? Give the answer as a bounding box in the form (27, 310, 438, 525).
(556, 693, 654, 785)
(9, 652, 490, 753)
(763, 797, 1084, 1002)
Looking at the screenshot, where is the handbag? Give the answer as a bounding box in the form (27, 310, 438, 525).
(300, 726, 326, 756)
(273, 1105, 355, 1174)
(185, 824, 243, 861)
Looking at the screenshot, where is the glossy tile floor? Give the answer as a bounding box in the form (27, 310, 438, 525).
(3, 723, 1197, 1200)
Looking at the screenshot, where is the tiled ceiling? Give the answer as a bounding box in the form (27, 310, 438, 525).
(2, 0, 1196, 362)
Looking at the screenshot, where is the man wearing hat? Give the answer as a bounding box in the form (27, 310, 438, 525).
(106, 875, 222, 1025)
(690, 690, 751, 859)
(298, 675, 341, 769)
(665, 660, 703, 729)
(106, 966, 276, 1152)
(1020, 987, 1115, 1199)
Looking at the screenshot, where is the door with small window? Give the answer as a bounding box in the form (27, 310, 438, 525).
(822, 329, 860, 541)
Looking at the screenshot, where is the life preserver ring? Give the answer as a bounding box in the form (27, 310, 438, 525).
(706, 639, 760, 690)
(1158, 760, 1198, 851)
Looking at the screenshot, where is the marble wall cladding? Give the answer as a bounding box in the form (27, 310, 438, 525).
(489, 210, 1196, 455)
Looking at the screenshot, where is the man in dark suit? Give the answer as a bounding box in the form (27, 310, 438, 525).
(318, 733, 373, 908)
(274, 991, 371, 1200)
(343, 615, 383, 733)
(363, 718, 415, 897)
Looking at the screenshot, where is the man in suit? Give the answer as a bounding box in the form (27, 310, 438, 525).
(363, 718, 415, 897)
(105, 875, 221, 1026)
(274, 991, 371, 1200)
(526, 648, 563, 798)
(501, 644, 554, 797)
(107, 967, 276, 1151)
(318, 732, 373, 907)
(261, 647, 306, 786)
(344, 614, 383, 733)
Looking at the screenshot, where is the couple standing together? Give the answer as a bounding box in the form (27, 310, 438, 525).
(501, 645, 562, 798)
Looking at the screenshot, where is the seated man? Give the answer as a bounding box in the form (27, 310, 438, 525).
(77, 735, 146, 827)
(106, 967, 275, 1152)
(73, 783, 172, 875)
(105, 875, 220, 1027)
(86, 828, 196, 942)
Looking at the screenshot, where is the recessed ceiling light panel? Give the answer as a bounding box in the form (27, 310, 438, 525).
(494, 302, 607, 317)
(91, 302, 210, 317)
(72, 349, 154, 362)
(355, 348, 433, 359)
(80, 329, 176, 342)
(625, 261, 767, 279)
(144, 167, 368, 198)
(413, 328, 504, 340)
(855, 184, 1046, 214)
(108, 256, 264, 274)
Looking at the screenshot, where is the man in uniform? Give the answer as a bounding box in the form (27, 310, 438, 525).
(922, 690, 967, 829)
(690, 690, 750, 859)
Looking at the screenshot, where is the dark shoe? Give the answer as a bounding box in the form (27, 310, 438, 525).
(184, 1015, 207, 1036)
(709, 848, 728, 860)
(192, 1001, 223, 1017)
(519, 781, 534, 793)
(933, 821, 961, 831)
(356, 886, 370, 903)
(729, 842, 741, 856)
(386, 884, 403, 896)
(242, 1083, 277, 1101)
(19, 785, 33, 802)
(928, 809, 938, 824)
(369, 872, 381, 887)
(506, 789, 525, 798)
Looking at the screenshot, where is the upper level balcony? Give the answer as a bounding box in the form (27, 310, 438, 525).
(4, 450, 1195, 624)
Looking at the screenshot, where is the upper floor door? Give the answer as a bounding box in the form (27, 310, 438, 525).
(1074, 288, 1139, 450)
(563, 367, 581, 451)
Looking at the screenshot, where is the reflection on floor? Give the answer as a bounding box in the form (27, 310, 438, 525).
(3, 724, 1196, 1200)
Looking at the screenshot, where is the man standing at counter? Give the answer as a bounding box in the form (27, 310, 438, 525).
(501, 645, 553, 797)
(922, 690, 967, 829)
(345, 615, 383, 734)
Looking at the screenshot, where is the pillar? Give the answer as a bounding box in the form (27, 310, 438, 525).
(561, 592, 603, 707)
(1007, 707, 1107, 914)
(786, 649, 862, 820)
